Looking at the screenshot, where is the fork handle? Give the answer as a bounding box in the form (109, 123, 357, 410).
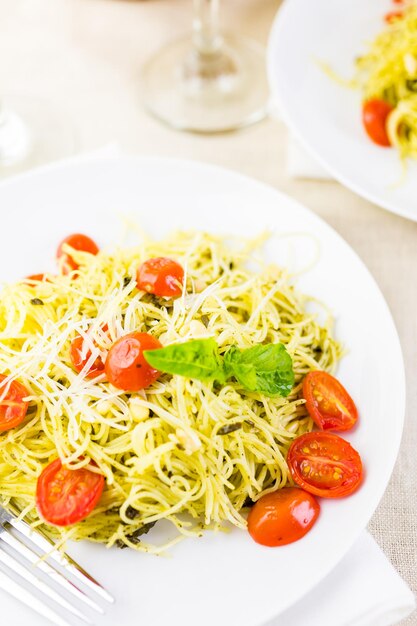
(0, 565, 72, 626)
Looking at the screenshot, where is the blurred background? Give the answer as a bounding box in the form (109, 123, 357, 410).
(0, 0, 353, 225)
(0, 0, 275, 170)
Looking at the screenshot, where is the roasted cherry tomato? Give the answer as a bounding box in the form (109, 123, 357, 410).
(302, 370, 358, 431)
(362, 99, 393, 147)
(247, 487, 320, 547)
(36, 458, 105, 526)
(105, 332, 162, 391)
(385, 10, 403, 23)
(287, 432, 363, 498)
(70, 335, 106, 379)
(0, 374, 30, 433)
(137, 257, 184, 298)
(57, 233, 99, 274)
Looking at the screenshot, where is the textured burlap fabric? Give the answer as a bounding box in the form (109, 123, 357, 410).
(0, 0, 415, 623)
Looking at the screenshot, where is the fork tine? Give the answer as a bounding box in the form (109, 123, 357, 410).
(0, 530, 105, 614)
(0, 545, 93, 624)
(0, 564, 73, 626)
(10, 518, 114, 603)
(48, 545, 115, 604)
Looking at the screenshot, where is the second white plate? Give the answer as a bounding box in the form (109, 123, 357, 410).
(268, 0, 417, 222)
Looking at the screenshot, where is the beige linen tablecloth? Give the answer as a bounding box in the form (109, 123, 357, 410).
(0, 0, 415, 623)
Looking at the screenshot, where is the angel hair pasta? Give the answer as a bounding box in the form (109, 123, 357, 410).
(0, 230, 341, 554)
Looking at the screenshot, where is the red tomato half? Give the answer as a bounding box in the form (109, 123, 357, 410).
(362, 99, 393, 147)
(70, 335, 106, 379)
(57, 233, 99, 274)
(302, 370, 358, 431)
(0, 374, 30, 433)
(385, 10, 403, 23)
(137, 257, 184, 298)
(26, 273, 47, 283)
(36, 459, 104, 526)
(287, 432, 363, 498)
(105, 332, 162, 391)
(247, 487, 320, 547)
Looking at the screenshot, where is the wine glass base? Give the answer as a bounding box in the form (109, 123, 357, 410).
(0, 96, 76, 178)
(142, 34, 269, 134)
(0, 109, 31, 166)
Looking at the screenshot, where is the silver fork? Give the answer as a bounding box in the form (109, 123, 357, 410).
(0, 505, 114, 626)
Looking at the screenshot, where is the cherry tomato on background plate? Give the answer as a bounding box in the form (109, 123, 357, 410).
(57, 233, 99, 274)
(302, 370, 358, 431)
(362, 99, 393, 147)
(287, 432, 363, 498)
(247, 487, 320, 547)
(25, 273, 47, 283)
(384, 10, 403, 23)
(70, 335, 106, 379)
(0, 374, 30, 433)
(36, 458, 105, 526)
(137, 257, 184, 298)
(105, 332, 162, 391)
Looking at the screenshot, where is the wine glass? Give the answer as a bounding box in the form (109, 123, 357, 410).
(0, 95, 75, 178)
(142, 0, 269, 133)
(0, 2, 76, 176)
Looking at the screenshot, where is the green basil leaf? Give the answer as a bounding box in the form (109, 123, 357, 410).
(253, 368, 294, 397)
(231, 362, 258, 391)
(224, 343, 294, 397)
(144, 338, 225, 382)
(145, 338, 294, 397)
(223, 346, 256, 390)
(223, 345, 239, 378)
(238, 343, 289, 370)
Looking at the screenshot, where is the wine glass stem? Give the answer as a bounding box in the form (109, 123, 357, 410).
(193, 0, 222, 55)
(0, 99, 7, 126)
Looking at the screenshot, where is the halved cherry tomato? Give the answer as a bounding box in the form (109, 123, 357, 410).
(105, 332, 162, 391)
(36, 458, 104, 526)
(247, 487, 320, 547)
(26, 273, 47, 282)
(0, 374, 30, 433)
(57, 233, 99, 274)
(70, 335, 106, 379)
(137, 257, 184, 298)
(385, 10, 403, 23)
(362, 99, 393, 147)
(302, 370, 358, 431)
(287, 432, 363, 498)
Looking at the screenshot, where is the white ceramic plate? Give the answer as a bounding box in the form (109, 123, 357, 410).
(0, 156, 405, 626)
(268, 0, 417, 222)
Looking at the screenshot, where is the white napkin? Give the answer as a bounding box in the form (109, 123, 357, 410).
(287, 135, 333, 180)
(265, 531, 415, 626)
(269, 99, 332, 179)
